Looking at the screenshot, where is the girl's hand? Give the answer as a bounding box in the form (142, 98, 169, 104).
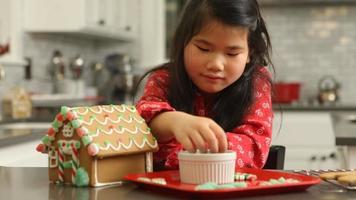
(150, 111, 228, 153)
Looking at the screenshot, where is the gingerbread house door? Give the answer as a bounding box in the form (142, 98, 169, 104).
(55, 123, 81, 184)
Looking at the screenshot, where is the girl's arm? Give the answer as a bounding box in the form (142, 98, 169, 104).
(226, 68, 273, 169)
(136, 70, 227, 153)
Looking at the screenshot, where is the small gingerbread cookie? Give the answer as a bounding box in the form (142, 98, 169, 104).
(319, 171, 356, 180)
(337, 175, 356, 186)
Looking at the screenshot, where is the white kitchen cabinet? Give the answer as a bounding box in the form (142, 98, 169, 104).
(272, 111, 343, 170)
(0, 0, 26, 66)
(24, 0, 137, 41)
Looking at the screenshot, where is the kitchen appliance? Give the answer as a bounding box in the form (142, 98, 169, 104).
(47, 50, 65, 81)
(104, 53, 136, 104)
(69, 54, 85, 80)
(273, 82, 301, 104)
(317, 75, 340, 104)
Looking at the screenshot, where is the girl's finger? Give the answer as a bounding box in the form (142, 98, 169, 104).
(209, 123, 227, 152)
(188, 131, 208, 153)
(199, 128, 219, 153)
(180, 136, 195, 153)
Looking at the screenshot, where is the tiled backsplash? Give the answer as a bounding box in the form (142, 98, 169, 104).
(262, 4, 356, 104)
(0, 33, 132, 96)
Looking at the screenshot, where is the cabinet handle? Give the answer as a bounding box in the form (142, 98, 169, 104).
(329, 152, 337, 159)
(0, 64, 5, 80)
(125, 26, 131, 31)
(310, 156, 317, 161)
(98, 19, 106, 26)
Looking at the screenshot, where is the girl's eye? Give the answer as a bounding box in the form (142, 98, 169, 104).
(227, 53, 239, 57)
(196, 45, 209, 52)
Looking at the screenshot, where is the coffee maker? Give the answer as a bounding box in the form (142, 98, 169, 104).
(103, 53, 135, 104)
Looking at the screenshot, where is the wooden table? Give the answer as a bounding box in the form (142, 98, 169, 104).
(1, 166, 355, 200)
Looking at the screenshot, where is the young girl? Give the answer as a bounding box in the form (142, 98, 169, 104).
(136, 0, 274, 170)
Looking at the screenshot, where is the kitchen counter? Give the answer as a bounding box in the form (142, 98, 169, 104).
(0, 122, 49, 148)
(1, 166, 356, 200)
(331, 112, 356, 169)
(274, 103, 356, 111)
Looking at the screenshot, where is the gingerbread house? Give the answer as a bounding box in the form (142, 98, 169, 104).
(2, 87, 32, 120)
(36, 104, 158, 187)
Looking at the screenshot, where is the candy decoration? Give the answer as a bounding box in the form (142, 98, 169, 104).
(74, 168, 89, 187)
(47, 128, 56, 140)
(87, 143, 99, 156)
(234, 173, 257, 181)
(52, 120, 59, 132)
(71, 119, 81, 129)
(56, 113, 64, 122)
(36, 144, 47, 153)
(81, 135, 92, 146)
(195, 181, 248, 190)
(66, 111, 74, 121)
(58, 148, 65, 183)
(71, 144, 79, 184)
(76, 127, 88, 137)
(60, 106, 69, 116)
(41, 135, 50, 146)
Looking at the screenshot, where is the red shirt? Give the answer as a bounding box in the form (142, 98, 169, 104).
(136, 68, 273, 170)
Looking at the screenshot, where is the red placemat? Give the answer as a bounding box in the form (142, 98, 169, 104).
(124, 168, 320, 198)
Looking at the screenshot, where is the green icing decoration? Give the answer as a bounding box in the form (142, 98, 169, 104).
(130, 105, 136, 112)
(75, 168, 89, 187)
(63, 161, 72, 169)
(104, 140, 110, 146)
(75, 141, 81, 149)
(195, 182, 218, 190)
(90, 115, 96, 120)
(41, 136, 50, 146)
(82, 136, 92, 146)
(71, 119, 81, 128)
(147, 127, 151, 132)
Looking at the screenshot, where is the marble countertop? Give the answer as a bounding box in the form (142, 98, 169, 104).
(0, 122, 49, 148)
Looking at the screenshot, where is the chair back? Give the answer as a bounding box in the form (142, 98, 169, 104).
(263, 145, 285, 169)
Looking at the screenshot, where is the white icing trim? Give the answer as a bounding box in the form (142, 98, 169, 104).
(73, 105, 137, 116)
(145, 152, 153, 172)
(98, 136, 158, 151)
(80, 115, 144, 126)
(91, 127, 151, 137)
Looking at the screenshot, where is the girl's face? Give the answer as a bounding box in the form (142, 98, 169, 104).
(184, 20, 250, 95)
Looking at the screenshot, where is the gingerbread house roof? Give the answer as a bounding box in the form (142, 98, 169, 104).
(37, 104, 158, 158)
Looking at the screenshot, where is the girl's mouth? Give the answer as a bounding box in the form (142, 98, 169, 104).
(202, 74, 224, 81)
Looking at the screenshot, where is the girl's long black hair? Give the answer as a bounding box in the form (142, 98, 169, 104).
(134, 0, 274, 132)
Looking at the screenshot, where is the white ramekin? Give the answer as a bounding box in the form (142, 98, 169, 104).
(178, 150, 236, 184)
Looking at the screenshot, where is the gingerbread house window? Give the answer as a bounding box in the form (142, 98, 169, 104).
(62, 124, 74, 138)
(49, 147, 58, 168)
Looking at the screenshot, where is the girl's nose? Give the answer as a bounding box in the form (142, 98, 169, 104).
(206, 55, 225, 71)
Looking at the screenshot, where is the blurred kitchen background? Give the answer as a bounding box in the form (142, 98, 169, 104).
(1, 0, 356, 170)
